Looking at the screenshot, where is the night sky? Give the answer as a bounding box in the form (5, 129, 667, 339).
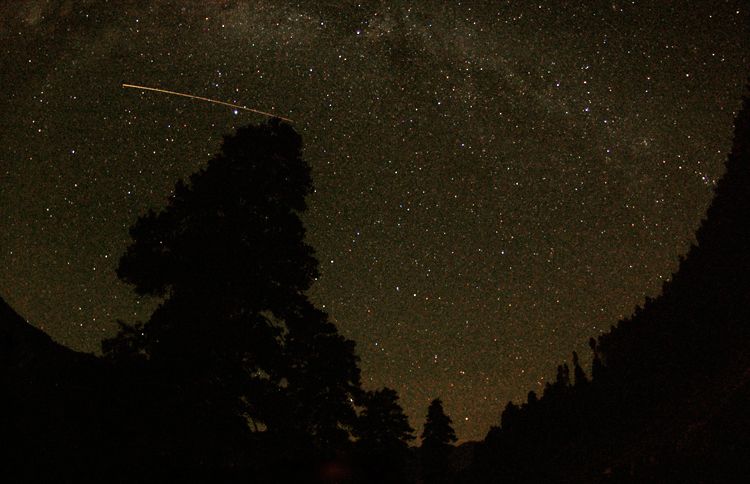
(1, 1, 747, 441)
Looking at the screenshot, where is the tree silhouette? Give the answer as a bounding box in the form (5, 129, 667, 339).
(420, 398, 457, 483)
(589, 337, 604, 381)
(353, 387, 415, 482)
(572, 351, 588, 387)
(103, 119, 362, 468)
(278, 297, 362, 454)
(500, 401, 521, 430)
(421, 398, 458, 447)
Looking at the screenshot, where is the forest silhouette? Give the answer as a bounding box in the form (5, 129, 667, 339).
(1, 88, 750, 482)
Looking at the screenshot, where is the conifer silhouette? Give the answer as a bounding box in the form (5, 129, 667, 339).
(420, 398, 457, 483)
(353, 387, 415, 482)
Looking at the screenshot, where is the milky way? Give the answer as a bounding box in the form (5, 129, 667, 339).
(1, 1, 747, 440)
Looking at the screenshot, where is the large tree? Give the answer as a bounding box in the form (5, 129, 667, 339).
(104, 119, 361, 460)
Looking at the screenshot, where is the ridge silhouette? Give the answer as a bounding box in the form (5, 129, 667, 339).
(469, 87, 750, 483)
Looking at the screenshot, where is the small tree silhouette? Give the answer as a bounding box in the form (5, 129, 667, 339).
(589, 337, 604, 381)
(572, 351, 588, 386)
(422, 398, 457, 447)
(420, 398, 458, 483)
(353, 387, 415, 483)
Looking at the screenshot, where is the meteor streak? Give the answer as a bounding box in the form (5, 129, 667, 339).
(122, 83, 294, 122)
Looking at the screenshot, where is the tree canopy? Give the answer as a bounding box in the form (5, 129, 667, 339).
(103, 119, 362, 464)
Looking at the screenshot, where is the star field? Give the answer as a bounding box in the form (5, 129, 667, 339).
(0, 1, 747, 441)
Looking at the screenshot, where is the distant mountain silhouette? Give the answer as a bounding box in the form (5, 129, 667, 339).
(468, 89, 750, 483)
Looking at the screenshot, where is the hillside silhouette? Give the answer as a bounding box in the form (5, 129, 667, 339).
(0, 296, 110, 479)
(467, 88, 750, 482)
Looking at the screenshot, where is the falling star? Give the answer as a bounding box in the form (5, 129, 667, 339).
(122, 83, 294, 122)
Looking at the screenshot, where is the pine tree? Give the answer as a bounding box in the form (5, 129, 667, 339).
(421, 398, 457, 448)
(420, 398, 457, 483)
(353, 387, 415, 482)
(572, 351, 588, 386)
(355, 387, 415, 449)
(589, 337, 604, 381)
